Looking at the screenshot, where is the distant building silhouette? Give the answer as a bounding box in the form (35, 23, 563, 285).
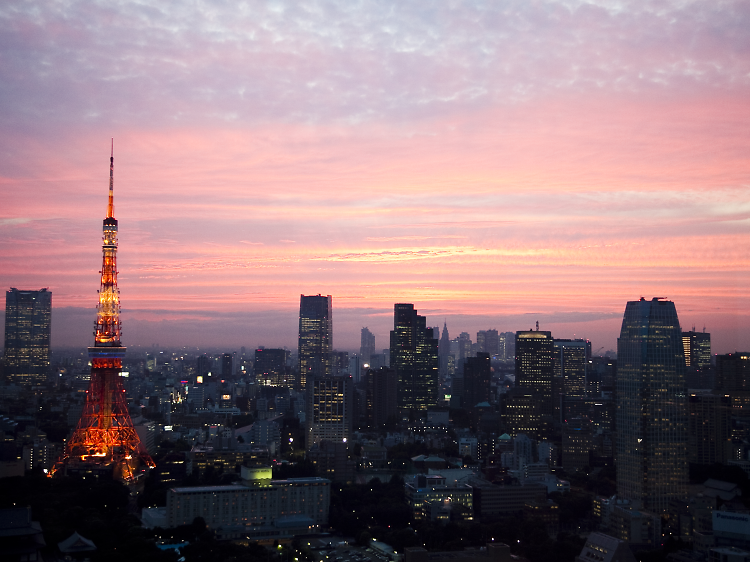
(360, 327, 375, 367)
(390, 304, 438, 416)
(477, 329, 499, 356)
(4, 288, 51, 385)
(616, 297, 688, 514)
(457, 332, 473, 368)
(298, 294, 332, 389)
(438, 321, 451, 377)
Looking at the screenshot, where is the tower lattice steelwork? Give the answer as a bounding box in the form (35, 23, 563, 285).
(52, 141, 154, 480)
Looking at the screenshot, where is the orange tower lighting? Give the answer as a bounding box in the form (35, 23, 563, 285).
(51, 141, 154, 480)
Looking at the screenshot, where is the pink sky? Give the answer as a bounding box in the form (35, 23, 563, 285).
(1, 0, 749, 354)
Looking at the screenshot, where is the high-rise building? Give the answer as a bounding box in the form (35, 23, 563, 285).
(298, 294, 332, 389)
(553, 339, 589, 398)
(360, 327, 375, 367)
(221, 352, 233, 378)
(390, 304, 439, 415)
(254, 348, 290, 386)
(502, 388, 543, 440)
(4, 288, 51, 385)
(688, 392, 731, 465)
(365, 367, 398, 428)
(331, 351, 349, 376)
(515, 330, 555, 418)
(682, 329, 711, 369)
(306, 375, 353, 449)
(616, 297, 688, 514)
(715, 353, 750, 391)
(499, 331, 515, 360)
(463, 352, 492, 410)
(562, 418, 594, 473)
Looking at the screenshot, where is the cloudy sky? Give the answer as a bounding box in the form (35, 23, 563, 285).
(1, 0, 749, 353)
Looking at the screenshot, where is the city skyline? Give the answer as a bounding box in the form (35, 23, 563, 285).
(1, 1, 749, 353)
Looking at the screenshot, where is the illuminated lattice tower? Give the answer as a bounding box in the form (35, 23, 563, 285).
(52, 142, 154, 481)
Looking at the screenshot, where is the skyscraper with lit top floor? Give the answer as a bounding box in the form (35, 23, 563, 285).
(298, 294, 332, 390)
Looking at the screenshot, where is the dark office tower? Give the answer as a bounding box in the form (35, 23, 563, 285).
(553, 339, 589, 398)
(196, 355, 211, 380)
(682, 329, 711, 369)
(438, 321, 451, 377)
(715, 353, 750, 391)
(221, 353, 233, 378)
(298, 294, 332, 389)
(390, 304, 439, 415)
(502, 388, 542, 440)
(515, 330, 555, 418)
(254, 348, 289, 386)
(360, 327, 375, 367)
(365, 367, 398, 428)
(477, 329, 499, 356)
(616, 298, 688, 514)
(306, 375, 353, 449)
(332, 351, 349, 375)
(4, 288, 51, 385)
(688, 392, 731, 466)
(463, 352, 492, 409)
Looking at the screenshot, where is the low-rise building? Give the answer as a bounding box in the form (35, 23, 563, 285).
(165, 465, 330, 536)
(404, 474, 474, 520)
(575, 532, 636, 562)
(470, 478, 547, 518)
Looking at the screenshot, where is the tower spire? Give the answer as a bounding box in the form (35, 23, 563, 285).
(107, 138, 114, 219)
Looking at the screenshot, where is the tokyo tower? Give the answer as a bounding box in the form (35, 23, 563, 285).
(51, 141, 154, 480)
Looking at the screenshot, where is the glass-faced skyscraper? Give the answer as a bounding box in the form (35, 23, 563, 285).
(4, 288, 51, 385)
(616, 297, 688, 514)
(390, 303, 438, 415)
(298, 294, 332, 389)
